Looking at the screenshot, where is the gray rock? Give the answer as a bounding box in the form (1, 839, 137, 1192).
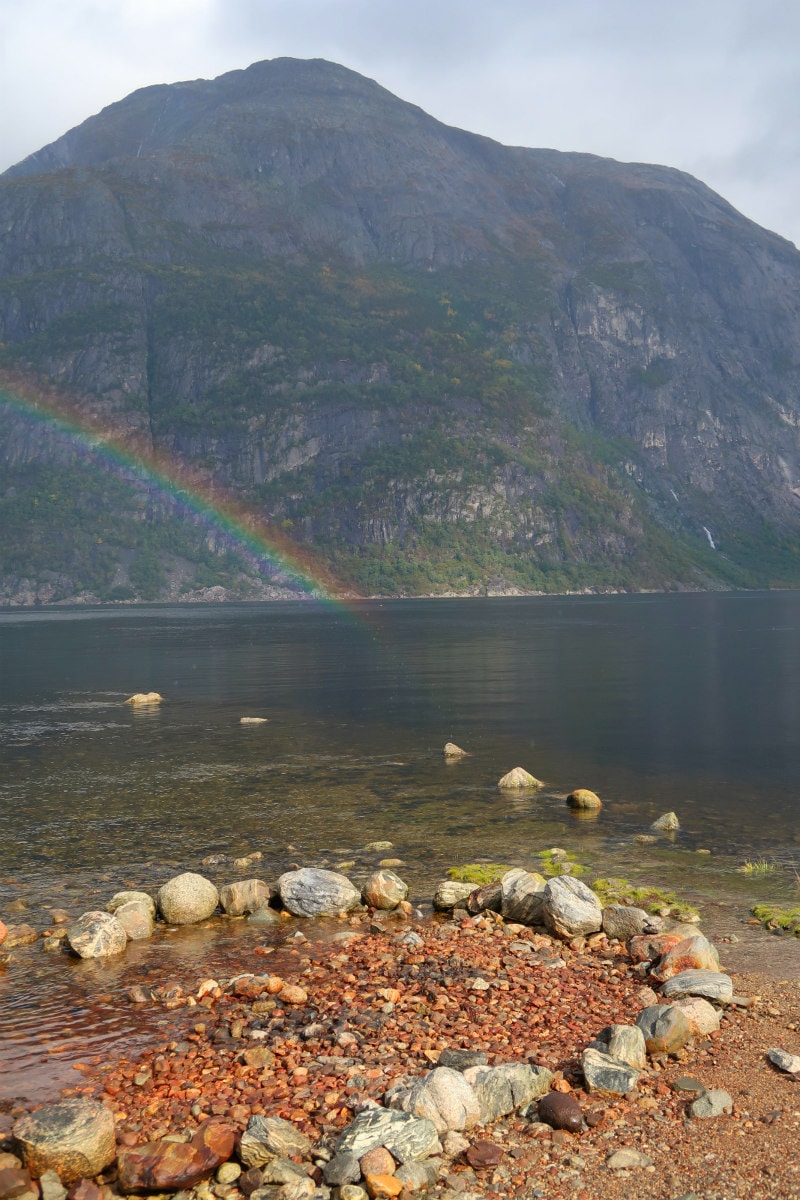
(432, 881, 475, 911)
(605, 1025, 647, 1070)
(542, 876, 603, 938)
(690, 1089, 733, 1118)
(261, 1158, 309, 1185)
(387, 1067, 481, 1134)
(248, 906, 282, 925)
(659, 970, 733, 1002)
(113, 900, 154, 941)
(767, 1047, 800, 1074)
(635, 1004, 693, 1055)
(437, 1049, 488, 1072)
(462, 1063, 553, 1122)
(500, 869, 547, 926)
(606, 1148, 654, 1169)
(581, 1047, 641, 1094)
(219, 879, 272, 916)
(107, 890, 156, 918)
(13, 1100, 117, 1185)
(602, 904, 659, 941)
(336, 1108, 441, 1163)
(362, 869, 408, 910)
(651, 811, 680, 832)
(157, 872, 219, 924)
(278, 868, 361, 917)
(242, 1116, 311, 1163)
(465, 881, 503, 915)
(66, 911, 127, 959)
(322, 1152, 362, 1187)
(497, 767, 543, 789)
(395, 1162, 434, 1192)
(38, 1170, 67, 1200)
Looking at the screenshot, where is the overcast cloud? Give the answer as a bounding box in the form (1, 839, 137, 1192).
(1, 0, 797, 245)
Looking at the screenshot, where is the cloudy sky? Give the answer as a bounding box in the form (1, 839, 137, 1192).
(2, 0, 798, 245)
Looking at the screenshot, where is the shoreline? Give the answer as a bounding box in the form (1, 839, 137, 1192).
(2, 867, 800, 1199)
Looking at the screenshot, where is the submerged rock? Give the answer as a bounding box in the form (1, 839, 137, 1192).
(158, 873, 219, 925)
(566, 788, 602, 810)
(278, 868, 361, 917)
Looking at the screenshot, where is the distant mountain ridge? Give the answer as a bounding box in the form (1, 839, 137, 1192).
(1, 57, 799, 603)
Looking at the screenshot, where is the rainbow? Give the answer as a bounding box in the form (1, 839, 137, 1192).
(0, 371, 360, 604)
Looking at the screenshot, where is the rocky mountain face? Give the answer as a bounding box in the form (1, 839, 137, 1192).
(1, 57, 799, 602)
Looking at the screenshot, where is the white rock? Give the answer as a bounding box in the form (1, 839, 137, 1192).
(157, 873, 219, 925)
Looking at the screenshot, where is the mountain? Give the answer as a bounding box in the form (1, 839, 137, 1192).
(1, 57, 799, 603)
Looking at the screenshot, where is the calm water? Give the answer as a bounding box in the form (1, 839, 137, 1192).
(2, 592, 800, 1103)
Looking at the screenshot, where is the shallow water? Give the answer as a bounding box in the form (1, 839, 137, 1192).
(1, 592, 800, 1105)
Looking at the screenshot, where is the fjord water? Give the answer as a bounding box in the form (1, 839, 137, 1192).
(1, 592, 800, 1103)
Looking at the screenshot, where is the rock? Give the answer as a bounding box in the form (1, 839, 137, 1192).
(340, 1188, 369, 1200)
(261, 1159, 308, 1185)
(497, 768, 542, 789)
(157, 873, 219, 925)
(537, 1092, 582, 1132)
(635, 1005, 692, 1055)
(465, 1140, 503, 1169)
(581, 1047, 641, 1094)
(107, 891, 155, 917)
(113, 901, 154, 941)
(359, 1148, 395, 1178)
(336, 1109, 441, 1163)
(239, 1117, 311, 1168)
(387, 1067, 481, 1135)
(627, 932, 685, 963)
(240, 717, 268, 724)
(219, 880, 272, 917)
(394, 1162, 431, 1193)
(689, 1089, 733, 1118)
(500, 869, 547, 926)
(605, 1025, 647, 1070)
(542, 876, 603, 938)
(278, 868, 361, 917)
(602, 905, 659, 941)
(248, 907, 281, 925)
(0, 1166, 38, 1199)
(217, 1163, 242, 1185)
(462, 1064, 552, 1123)
(38, 1170, 66, 1200)
(432, 881, 475, 911)
(649, 934, 720, 982)
(443, 743, 468, 758)
(437, 1049, 488, 1072)
(117, 1121, 235, 1193)
(278, 984, 307, 1005)
(13, 1101, 116, 1185)
(364, 1175, 402, 1199)
(242, 1046, 275, 1069)
(238, 1168, 264, 1196)
(566, 788, 602, 810)
(322, 1154, 362, 1187)
(606, 1148, 654, 1169)
(767, 1047, 800, 1075)
(124, 692, 163, 705)
(659, 970, 733, 1002)
(465, 881, 503, 915)
(363, 871, 408, 911)
(65, 912, 127, 959)
(0, 919, 6, 947)
(3, 925, 39, 948)
(651, 811, 680, 832)
(671, 996, 721, 1035)
(441, 1132, 470, 1160)
(364, 841, 394, 853)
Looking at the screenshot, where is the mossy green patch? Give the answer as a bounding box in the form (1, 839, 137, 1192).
(751, 903, 800, 935)
(446, 863, 511, 885)
(592, 876, 699, 922)
(537, 849, 587, 878)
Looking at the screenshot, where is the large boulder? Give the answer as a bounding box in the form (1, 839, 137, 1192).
(66, 912, 127, 959)
(497, 768, 543, 789)
(113, 901, 154, 942)
(432, 880, 474, 911)
(13, 1101, 116, 1184)
(671, 996, 721, 1035)
(635, 1004, 692, 1055)
(602, 905, 659, 941)
(500, 869, 547, 926)
(278, 868, 361, 918)
(335, 1109, 441, 1163)
(107, 891, 156, 918)
(627, 932, 685, 963)
(158, 873, 219, 924)
(219, 879, 272, 917)
(462, 1064, 552, 1122)
(387, 1066, 482, 1134)
(649, 934, 720, 983)
(363, 870, 408, 910)
(581, 1047, 642, 1094)
(542, 876, 603, 938)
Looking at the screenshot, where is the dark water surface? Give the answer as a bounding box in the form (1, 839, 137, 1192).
(2, 592, 800, 1104)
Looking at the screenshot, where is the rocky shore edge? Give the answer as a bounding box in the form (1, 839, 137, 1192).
(2, 856, 800, 1200)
